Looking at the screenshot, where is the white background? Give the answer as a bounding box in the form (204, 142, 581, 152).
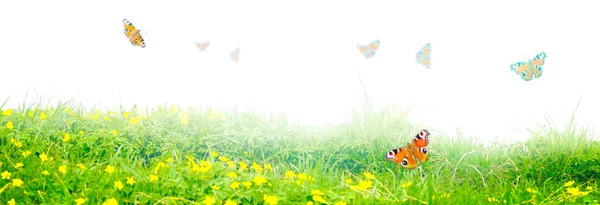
(1, 0, 599, 143)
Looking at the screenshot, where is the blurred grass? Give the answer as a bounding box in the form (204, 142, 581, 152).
(0, 94, 599, 204)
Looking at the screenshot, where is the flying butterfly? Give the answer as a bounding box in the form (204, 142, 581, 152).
(416, 43, 431, 68)
(385, 129, 430, 169)
(122, 19, 146, 48)
(357, 40, 380, 59)
(230, 48, 240, 63)
(510, 52, 547, 81)
(196, 41, 210, 52)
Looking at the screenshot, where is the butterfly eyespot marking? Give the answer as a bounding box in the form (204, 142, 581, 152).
(386, 151, 395, 159)
(419, 130, 427, 138)
(420, 147, 428, 154)
(401, 158, 409, 166)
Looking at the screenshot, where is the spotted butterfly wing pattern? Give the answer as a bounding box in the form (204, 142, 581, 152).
(416, 43, 431, 68)
(196, 41, 210, 52)
(122, 19, 146, 48)
(510, 52, 547, 81)
(230, 48, 240, 63)
(357, 40, 380, 59)
(385, 129, 430, 169)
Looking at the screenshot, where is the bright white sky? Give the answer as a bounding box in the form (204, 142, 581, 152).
(1, 0, 599, 144)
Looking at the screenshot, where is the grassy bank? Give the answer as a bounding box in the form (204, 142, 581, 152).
(0, 99, 599, 204)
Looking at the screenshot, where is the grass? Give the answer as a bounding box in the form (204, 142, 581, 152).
(0, 96, 599, 205)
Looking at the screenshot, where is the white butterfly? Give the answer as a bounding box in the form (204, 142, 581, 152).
(196, 41, 210, 52)
(230, 48, 240, 63)
(357, 40, 380, 59)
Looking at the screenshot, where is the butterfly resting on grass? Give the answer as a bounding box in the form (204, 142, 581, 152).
(510, 52, 547, 81)
(357, 40, 380, 59)
(385, 129, 430, 169)
(122, 19, 146, 48)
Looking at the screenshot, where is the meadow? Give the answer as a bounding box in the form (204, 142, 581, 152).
(0, 97, 599, 205)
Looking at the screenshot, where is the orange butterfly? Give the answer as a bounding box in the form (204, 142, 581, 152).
(122, 19, 145, 48)
(385, 129, 430, 169)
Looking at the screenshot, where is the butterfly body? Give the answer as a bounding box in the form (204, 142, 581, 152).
(357, 40, 380, 59)
(510, 52, 547, 81)
(122, 19, 146, 48)
(385, 129, 430, 169)
(416, 43, 431, 68)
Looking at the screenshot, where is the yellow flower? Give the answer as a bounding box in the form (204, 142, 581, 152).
(170, 105, 178, 114)
(224, 199, 237, 205)
(28, 111, 33, 117)
(58, 164, 67, 174)
(7, 199, 15, 205)
(102, 197, 118, 205)
(77, 163, 87, 170)
(211, 151, 219, 157)
(253, 176, 267, 186)
(285, 170, 296, 179)
(211, 185, 220, 190)
(14, 163, 24, 169)
(345, 179, 352, 184)
(166, 157, 173, 163)
(42, 170, 50, 175)
(114, 181, 124, 190)
(334, 201, 347, 205)
(5, 121, 13, 130)
(1, 171, 11, 179)
(352, 180, 373, 191)
(40, 153, 48, 163)
(63, 133, 71, 142)
(238, 162, 249, 171)
(230, 181, 240, 189)
(251, 163, 263, 173)
(311, 189, 324, 195)
(263, 194, 278, 205)
(79, 131, 85, 135)
(2, 109, 12, 116)
(298, 173, 308, 181)
(264, 163, 273, 171)
(363, 172, 375, 180)
(312, 195, 325, 203)
(488, 197, 499, 202)
(180, 117, 189, 126)
(12, 178, 24, 187)
(227, 172, 238, 178)
(123, 112, 130, 118)
(21, 150, 31, 158)
(242, 181, 252, 188)
(227, 161, 235, 168)
(243, 151, 249, 155)
(129, 117, 140, 125)
(202, 196, 216, 205)
(149, 174, 158, 182)
(526, 188, 538, 194)
(306, 201, 314, 205)
(75, 198, 86, 205)
(126, 177, 135, 185)
(112, 130, 119, 136)
(564, 181, 575, 187)
(401, 181, 413, 188)
(218, 156, 230, 162)
(105, 165, 116, 174)
(41, 112, 47, 120)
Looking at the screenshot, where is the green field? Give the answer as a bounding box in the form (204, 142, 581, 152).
(0, 98, 599, 205)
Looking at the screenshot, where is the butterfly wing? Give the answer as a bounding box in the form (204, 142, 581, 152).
(122, 19, 145, 48)
(357, 40, 379, 59)
(510, 61, 534, 81)
(385, 145, 419, 169)
(410, 129, 430, 163)
(530, 52, 546, 79)
(416, 43, 431, 68)
(196, 41, 210, 52)
(230, 48, 240, 63)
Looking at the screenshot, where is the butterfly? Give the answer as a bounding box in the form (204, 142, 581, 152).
(230, 48, 240, 63)
(510, 52, 547, 81)
(357, 40, 380, 59)
(122, 19, 146, 48)
(385, 129, 430, 169)
(416, 43, 431, 68)
(196, 41, 210, 52)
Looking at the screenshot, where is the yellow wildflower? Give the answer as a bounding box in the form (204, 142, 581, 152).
(40, 153, 48, 163)
(112, 130, 118, 136)
(7, 199, 15, 205)
(224, 199, 237, 205)
(21, 150, 31, 158)
(79, 131, 85, 135)
(202, 196, 216, 205)
(363, 172, 375, 180)
(334, 201, 347, 205)
(42, 170, 50, 175)
(129, 117, 140, 125)
(401, 181, 413, 188)
(230, 181, 240, 189)
(180, 117, 189, 126)
(114, 181, 124, 190)
(41, 112, 47, 120)
(77, 163, 87, 170)
(253, 176, 267, 186)
(238, 162, 249, 171)
(227, 161, 235, 168)
(14, 163, 24, 169)
(75, 198, 86, 205)
(488, 197, 499, 202)
(251, 163, 263, 173)
(126, 177, 135, 185)
(2, 109, 12, 116)
(166, 157, 173, 163)
(105, 165, 116, 174)
(5, 121, 13, 130)
(218, 156, 230, 162)
(1, 171, 11, 179)
(564, 181, 575, 187)
(211, 151, 219, 157)
(298, 173, 308, 181)
(352, 180, 373, 191)
(285, 170, 296, 179)
(345, 179, 352, 184)
(312, 195, 326, 203)
(307, 201, 314, 205)
(149, 175, 158, 182)
(63, 133, 70, 142)
(123, 111, 130, 118)
(12, 178, 24, 187)
(58, 165, 67, 174)
(211, 185, 220, 190)
(263, 194, 278, 205)
(243, 151, 249, 155)
(104, 116, 110, 121)
(102, 198, 118, 205)
(264, 163, 273, 171)
(28, 111, 33, 117)
(242, 181, 252, 188)
(311, 189, 324, 195)
(227, 172, 238, 178)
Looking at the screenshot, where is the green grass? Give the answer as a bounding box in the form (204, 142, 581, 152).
(0, 97, 599, 205)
